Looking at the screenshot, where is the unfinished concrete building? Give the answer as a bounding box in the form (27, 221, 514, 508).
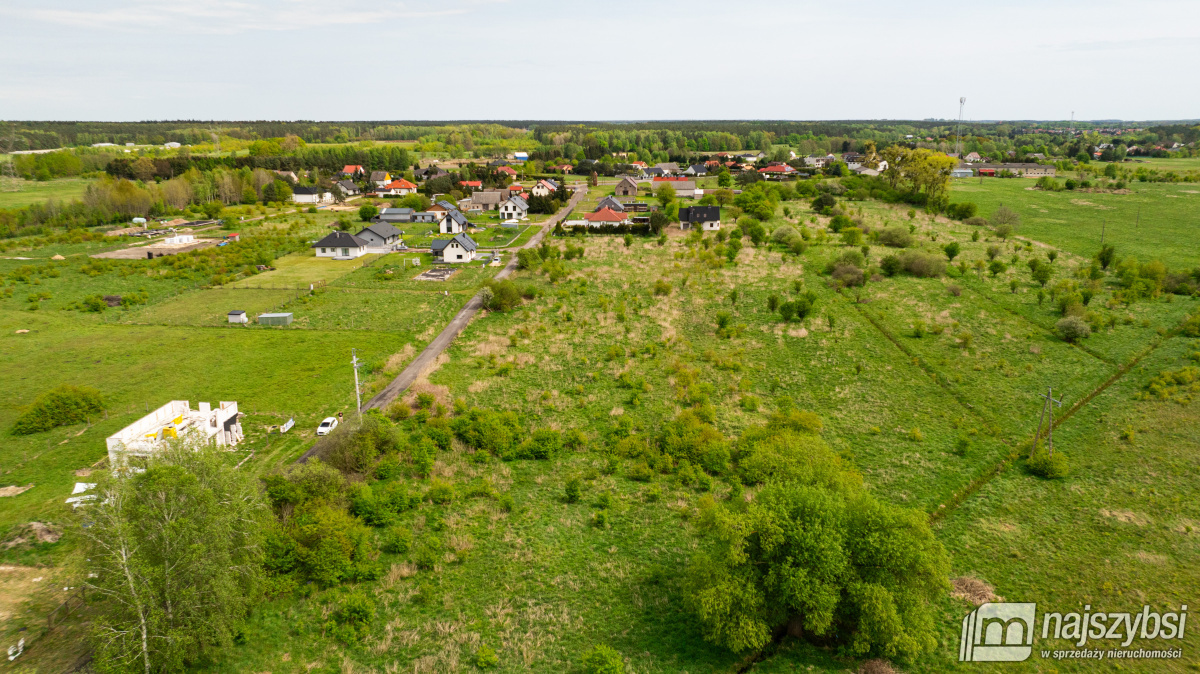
(106, 400, 243, 470)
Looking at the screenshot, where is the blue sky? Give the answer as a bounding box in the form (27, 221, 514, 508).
(1, 0, 1197, 122)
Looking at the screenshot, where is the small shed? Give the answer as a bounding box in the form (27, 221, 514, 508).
(228, 310, 248, 324)
(258, 312, 293, 326)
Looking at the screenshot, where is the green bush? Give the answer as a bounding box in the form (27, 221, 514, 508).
(327, 591, 376, 643)
(1027, 450, 1069, 479)
(1056, 316, 1092, 343)
(564, 476, 582, 503)
(877, 227, 914, 248)
(474, 645, 500, 669)
(827, 214, 852, 233)
(580, 644, 625, 674)
(380, 525, 413, 554)
(11, 384, 105, 435)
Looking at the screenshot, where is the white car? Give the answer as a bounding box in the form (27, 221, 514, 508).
(316, 417, 338, 436)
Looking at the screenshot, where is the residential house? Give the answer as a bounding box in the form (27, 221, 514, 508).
(369, 170, 391, 187)
(654, 162, 680, 175)
(499, 195, 529, 221)
(853, 166, 882, 177)
(531, 179, 559, 197)
(964, 152, 983, 163)
(950, 168, 974, 178)
(552, 164, 574, 173)
(967, 163, 1056, 177)
(758, 164, 796, 177)
(630, 161, 648, 170)
(469, 190, 508, 211)
(341, 165, 366, 178)
(375, 207, 414, 223)
(459, 180, 483, 190)
(439, 209, 471, 234)
(737, 152, 765, 162)
(495, 165, 518, 178)
(313, 231, 368, 259)
(644, 167, 666, 178)
(614, 176, 640, 196)
(411, 212, 439, 223)
(356, 222, 401, 246)
(683, 164, 708, 176)
(842, 152, 865, 169)
(376, 179, 417, 196)
(275, 170, 299, 182)
(582, 208, 629, 226)
(803, 154, 832, 168)
(414, 167, 449, 181)
(651, 177, 697, 198)
(292, 185, 332, 204)
(678, 205, 721, 231)
(431, 233, 478, 263)
(512, 151, 529, 162)
(336, 180, 360, 196)
(428, 201, 452, 218)
(596, 196, 625, 212)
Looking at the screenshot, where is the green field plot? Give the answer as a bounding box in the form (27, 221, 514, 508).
(282, 287, 465, 335)
(0, 178, 94, 210)
(229, 249, 377, 288)
(949, 179, 1200, 269)
(121, 287, 298, 326)
(332, 252, 501, 292)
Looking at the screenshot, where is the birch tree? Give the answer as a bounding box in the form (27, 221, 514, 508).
(81, 440, 269, 671)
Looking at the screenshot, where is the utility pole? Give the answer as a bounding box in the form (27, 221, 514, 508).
(955, 97, 966, 157)
(351, 348, 363, 417)
(1030, 387, 1063, 459)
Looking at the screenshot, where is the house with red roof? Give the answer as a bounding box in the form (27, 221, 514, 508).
(758, 164, 796, 176)
(583, 208, 630, 226)
(375, 179, 417, 196)
(496, 166, 518, 177)
(651, 176, 697, 198)
(459, 180, 483, 189)
(341, 165, 365, 178)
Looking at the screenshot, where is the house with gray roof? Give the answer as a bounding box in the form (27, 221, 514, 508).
(499, 195, 528, 220)
(375, 207, 414, 223)
(356, 222, 401, 246)
(431, 233, 478, 263)
(596, 196, 625, 212)
(313, 231, 369, 259)
(439, 209, 471, 234)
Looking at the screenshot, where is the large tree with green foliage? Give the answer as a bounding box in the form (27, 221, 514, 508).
(686, 421, 949, 662)
(82, 441, 270, 673)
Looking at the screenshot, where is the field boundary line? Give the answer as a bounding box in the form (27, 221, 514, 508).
(930, 311, 1192, 522)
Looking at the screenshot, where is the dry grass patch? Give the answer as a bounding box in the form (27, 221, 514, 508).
(951, 576, 1002, 605)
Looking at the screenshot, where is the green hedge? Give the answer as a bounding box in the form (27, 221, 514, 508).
(11, 385, 105, 435)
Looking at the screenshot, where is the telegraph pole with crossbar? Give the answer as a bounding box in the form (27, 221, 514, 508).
(1030, 387, 1063, 458)
(351, 349, 363, 418)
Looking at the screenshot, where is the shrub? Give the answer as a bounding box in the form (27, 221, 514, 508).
(880, 255, 902, 277)
(626, 462, 655, 482)
(943, 242, 960, 260)
(1056, 316, 1092, 342)
(831, 264, 864, 287)
(327, 591, 376, 643)
(564, 476, 582, 503)
(517, 248, 542, 270)
(1027, 450, 1069, 479)
(947, 284, 962, 297)
(811, 193, 837, 212)
(11, 384, 104, 435)
(946, 202, 977, 220)
(899, 250, 946, 278)
(653, 279, 672, 296)
(988, 259, 1008, 277)
(474, 645, 500, 669)
(771, 224, 798, 244)
(358, 205, 378, 221)
(828, 214, 852, 233)
(380, 525, 412, 554)
(964, 216, 989, 227)
(876, 227, 914, 248)
(580, 645, 625, 674)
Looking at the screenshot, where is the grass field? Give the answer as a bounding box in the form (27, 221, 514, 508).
(0, 178, 94, 210)
(950, 177, 1200, 269)
(229, 249, 376, 288)
(5, 176, 1200, 673)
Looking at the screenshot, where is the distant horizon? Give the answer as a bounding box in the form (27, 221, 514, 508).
(2, 0, 1196, 121)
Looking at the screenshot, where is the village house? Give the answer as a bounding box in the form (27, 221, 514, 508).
(431, 233, 478, 263)
(356, 222, 401, 247)
(439, 209, 471, 234)
(495, 165, 518, 178)
(596, 195, 625, 212)
(275, 170, 299, 182)
(678, 205, 721, 231)
(804, 154, 833, 168)
(369, 170, 391, 187)
(652, 176, 697, 198)
(841, 152, 865, 169)
(468, 190, 507, 211)
(341, 165, 366, 178)
(375, 178, 417, 196)
(531, 179, 559, 197)
(313, 231, 368, 259)
(968, 163, 1056, 177)
(758, 164, 796, 177)
(499, 195, 529, 220)
(683, 164, 708, 176)
(583, 208, 630, 226)
(654, 162, 680, 175)
(459, 180, 482, 190)
(614, 176, 640, 197)
(292, 185, 332, 204)
(964, 152, 983, 163)
(336, 180, 360, 196)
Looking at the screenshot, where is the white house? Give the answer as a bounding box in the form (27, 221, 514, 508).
(531, 179, 559, 197)
(439, 209, 471, 234)
(678, 206, 721, 231)
(499, 195, 528, 220)
(292, 186, 332, 204)
(431, 233, 478, 263)
(313, 231, 369, 259)
(106, 400, 243, 471)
